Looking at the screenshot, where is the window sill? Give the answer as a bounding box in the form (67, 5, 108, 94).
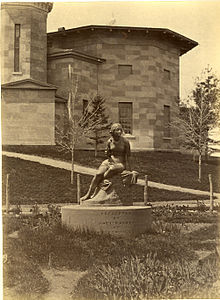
(124, 134, 136, 140)
(13, 72, 22, 75)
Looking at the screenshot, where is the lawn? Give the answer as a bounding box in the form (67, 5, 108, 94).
(3, 207, 219, 299)
(3, 145, 220, 192)
(2, 149, 220, 299)
(2, 156, 210, 206)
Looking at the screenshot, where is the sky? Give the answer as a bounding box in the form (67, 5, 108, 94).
(47, 0, 220, 100)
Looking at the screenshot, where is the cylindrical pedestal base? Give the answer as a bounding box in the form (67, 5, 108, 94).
(61, 205, 152, 237)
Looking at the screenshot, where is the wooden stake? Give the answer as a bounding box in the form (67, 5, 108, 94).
(209, 174, 214, 211)
(144, 175, 148, 205)
(6, 174, 10, 214)
(77, 174, 81, 204)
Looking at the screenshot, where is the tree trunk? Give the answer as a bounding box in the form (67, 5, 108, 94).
(95, 131, 98, 157)
(205, 142, 209, 163)
(71, 146, 74, 185)
(198, 153, 202, 182)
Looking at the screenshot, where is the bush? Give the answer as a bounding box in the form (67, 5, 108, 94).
(16, 212, 197, 271)
(74, 254, 220, 300)
(152, 205, 219, 223)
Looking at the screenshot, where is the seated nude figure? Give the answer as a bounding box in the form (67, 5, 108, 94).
(80, 123, 131, 202)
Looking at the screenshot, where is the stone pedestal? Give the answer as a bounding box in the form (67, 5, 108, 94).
(81, 170, 139, 206)
(61, 205, 152, 237)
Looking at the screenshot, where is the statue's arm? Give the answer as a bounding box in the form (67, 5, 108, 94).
(125, 139, 132, 170)
(105, 139, 111, 158)
(126, 155, 132, 171)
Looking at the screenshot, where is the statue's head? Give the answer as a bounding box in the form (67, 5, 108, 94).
(110, 123, 123, 139)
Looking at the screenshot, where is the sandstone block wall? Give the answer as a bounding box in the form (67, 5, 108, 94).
(47, 56, 98, 100)
(47, 54, 102, 149)
(1, 4, 48, 84)
(2, 89, 55, 145)
(96, 32, 179, 150)
(49, 30, 180, 150)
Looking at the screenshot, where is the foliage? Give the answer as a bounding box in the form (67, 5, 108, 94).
(152, 205, 219, 223)
(74, 254, 220, 300)
(83, 94, 111, 157)
(172, 66, 220, 181)
(3, 216, 49, 298)
(192, 66, 220, 130)
(7, 211, 197, 271)
(3, 205, 219, 299)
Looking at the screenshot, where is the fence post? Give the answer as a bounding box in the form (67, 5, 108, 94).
(6, 174, 10, 214)
(144, 175, 148, 205)
(77, 174, 81, 204)
(208, 174, 214, 211)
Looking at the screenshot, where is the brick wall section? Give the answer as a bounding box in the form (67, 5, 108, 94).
(2, 89, 55, 145)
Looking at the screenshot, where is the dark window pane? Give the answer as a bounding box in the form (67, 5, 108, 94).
(119, 102, 132, 134)
(14, 24, 20, 72)
(164, 105, 171, 137)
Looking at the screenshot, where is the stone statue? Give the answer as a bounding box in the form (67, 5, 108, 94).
(80, 123, 138, 206)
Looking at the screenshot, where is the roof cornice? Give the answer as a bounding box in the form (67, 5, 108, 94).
(1, 78, 57, 90)
(48, 25, 198, 55)
(48, 49, 106, 64)
(2, 2, 53, 13)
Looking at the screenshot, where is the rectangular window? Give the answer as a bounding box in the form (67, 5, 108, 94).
(14, 24, 21, 72)
(119, 102, 132, 134)
(83, 99, 88, 114)
(164, 69, 171, 80)
(118, 64, 132, 75)
(164, 105, 171, 137)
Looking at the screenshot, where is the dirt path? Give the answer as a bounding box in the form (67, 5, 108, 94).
(41, 268, 86, 300)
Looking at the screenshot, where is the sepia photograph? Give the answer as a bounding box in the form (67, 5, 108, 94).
(1, 0, 220, 299)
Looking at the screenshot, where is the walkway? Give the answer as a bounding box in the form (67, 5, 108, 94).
(3, 151, 220, 200)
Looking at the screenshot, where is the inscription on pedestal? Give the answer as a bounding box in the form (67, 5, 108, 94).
(62, 206, 152, 237)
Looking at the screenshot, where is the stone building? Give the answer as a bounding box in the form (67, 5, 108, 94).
(1, 2, 198, 150)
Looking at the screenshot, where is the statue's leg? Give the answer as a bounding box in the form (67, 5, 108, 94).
(80, 162, 108, 201)
(104, 163, 124, 179)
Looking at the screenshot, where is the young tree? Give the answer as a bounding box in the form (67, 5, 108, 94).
(192, 66, 220, 159)
(173, 67, 220, 182)
(56, 66, 102, 184)
(83, 94, 111, 157)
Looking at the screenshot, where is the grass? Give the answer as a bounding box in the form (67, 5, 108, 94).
(3, 207, 220, 299)
(3, 217, 50, 298)
(2, 156, 210, 206)
(2, 146, 220, 299)
(74, 254, 219, 300)
(152, 205, 219, 223)
(3, 145, 220, 192)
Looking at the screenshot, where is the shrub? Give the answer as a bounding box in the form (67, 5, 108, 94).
(17, 213, 196, 270)
(152, 205, 219, 223)
(74, 254, 220, 300)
